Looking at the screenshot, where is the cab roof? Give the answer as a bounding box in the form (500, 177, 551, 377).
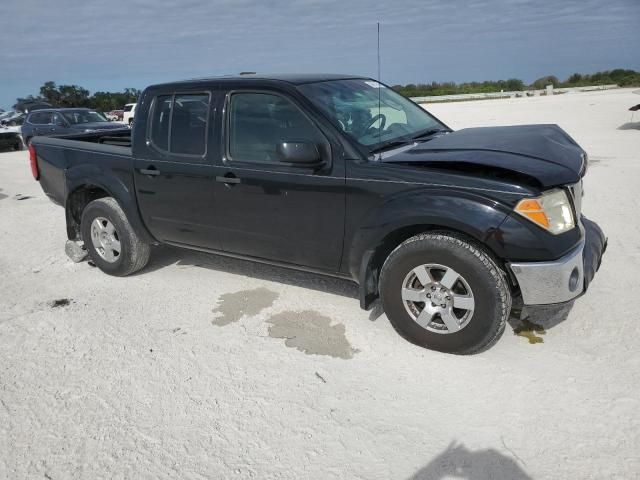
(148, 73, 369, 90)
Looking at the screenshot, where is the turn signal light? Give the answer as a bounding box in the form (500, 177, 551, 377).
(514, 199, 549, 229)
(514, 189, 575, 235)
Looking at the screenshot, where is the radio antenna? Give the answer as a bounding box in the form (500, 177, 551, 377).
(377, 22, 381, 83)
(377, 22, 382, 152)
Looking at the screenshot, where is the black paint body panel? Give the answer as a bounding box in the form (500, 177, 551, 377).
(31, 74, 597, 308)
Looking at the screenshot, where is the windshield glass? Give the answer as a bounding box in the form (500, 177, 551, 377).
(61, 110, 108, 125)
(297, 79, 446, 153)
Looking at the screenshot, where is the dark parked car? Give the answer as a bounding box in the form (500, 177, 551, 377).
(22, 108, 127, 145)
(29, 74, 606, 354)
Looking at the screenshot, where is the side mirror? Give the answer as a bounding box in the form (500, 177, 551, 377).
(277, 141, 323, 166)
(56, 120, 67, 127)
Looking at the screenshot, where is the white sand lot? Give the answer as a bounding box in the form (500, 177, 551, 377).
(1, 89, 639, 479)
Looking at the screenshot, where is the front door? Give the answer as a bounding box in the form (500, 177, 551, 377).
(212, 90, 345, 272)
(133, 91, 222, 250)
(52, 113, 71, 135)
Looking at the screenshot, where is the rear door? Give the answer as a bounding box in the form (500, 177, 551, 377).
(211, 88, 346, 271)
(133, 90, 222, 249)
(28, 112, 54, 137)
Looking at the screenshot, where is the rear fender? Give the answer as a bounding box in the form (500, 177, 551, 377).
(65, 165, 155, 244)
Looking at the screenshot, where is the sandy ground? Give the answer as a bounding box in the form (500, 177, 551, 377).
(1, 88, 639, 480)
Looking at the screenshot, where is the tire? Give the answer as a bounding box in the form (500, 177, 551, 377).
(379, 232, 511, 354)
(81, 197, 150, 276)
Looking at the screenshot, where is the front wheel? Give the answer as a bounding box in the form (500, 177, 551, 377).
(81, 197, 150, 276)
(380, 233, 511, 354)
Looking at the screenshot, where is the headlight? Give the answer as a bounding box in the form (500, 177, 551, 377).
(514, 189, 575, 234)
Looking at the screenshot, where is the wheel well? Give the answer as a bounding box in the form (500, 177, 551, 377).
(361, 224, 511, 309)
(66, 186, 110, 240)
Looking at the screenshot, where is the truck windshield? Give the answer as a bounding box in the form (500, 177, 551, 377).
(61, 110, 108, 124)
(297, 79, 447, 154)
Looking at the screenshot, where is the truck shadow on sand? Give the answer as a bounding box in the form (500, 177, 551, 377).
(618, 121, 640, 130)
(142, 245, 359, 299)
(142, 246, 575, 339)
(408, 441, 532, 480)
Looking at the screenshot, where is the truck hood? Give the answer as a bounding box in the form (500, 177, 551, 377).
(70, 122, 126, 131)
(382, 124, 586, 188)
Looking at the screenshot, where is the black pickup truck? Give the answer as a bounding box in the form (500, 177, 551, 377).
(30, 74, 606, 354)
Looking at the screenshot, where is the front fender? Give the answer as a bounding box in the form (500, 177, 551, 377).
(65, 164, 156, 244)
(346, 189, 511, 308)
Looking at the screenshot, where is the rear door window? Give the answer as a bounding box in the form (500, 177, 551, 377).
(29, 112, 52, 124)
(150, 96, 172, 151)
(170, 94, 209, 155)
(149, 93, 209, 156)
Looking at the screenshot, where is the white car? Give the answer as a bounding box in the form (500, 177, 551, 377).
(123, 103, 136, 127)
(0, 125, 24, 151)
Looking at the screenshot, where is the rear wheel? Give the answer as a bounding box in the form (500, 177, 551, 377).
(81, 197, 150, 276)
(380, 232, 511, 354)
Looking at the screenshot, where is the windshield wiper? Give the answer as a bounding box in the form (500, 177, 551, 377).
(369, 127, 451, 155)
(411, 128, 449, 141)
(369, 140, 413, 154)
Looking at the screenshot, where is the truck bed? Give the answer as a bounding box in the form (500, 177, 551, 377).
(31, 132, 133, 207)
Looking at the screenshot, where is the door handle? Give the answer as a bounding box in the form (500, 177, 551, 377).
(216, 175, 241, 185)
(140, 167, 160, 176)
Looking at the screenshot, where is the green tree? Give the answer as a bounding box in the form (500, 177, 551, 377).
(15, 82, 141, 111)
(40, 81, 61, 105)
(567, 73, 583, 84)
(56, 85, 91, 107)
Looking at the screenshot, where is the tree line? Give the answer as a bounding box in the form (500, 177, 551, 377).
(392, 69, 640, 98)
(14, 81, 141, 112)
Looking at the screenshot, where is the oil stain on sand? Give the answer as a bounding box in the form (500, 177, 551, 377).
(266, 310, 357, 359)
(212, 287, 279, 326)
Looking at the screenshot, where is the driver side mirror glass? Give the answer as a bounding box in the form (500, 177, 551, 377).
(277, 141, 323, 166)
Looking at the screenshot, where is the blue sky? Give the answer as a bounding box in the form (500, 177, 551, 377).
(1, 0, 639, 109)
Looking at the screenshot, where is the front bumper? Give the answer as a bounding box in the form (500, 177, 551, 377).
(508, 217, 607, 305)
